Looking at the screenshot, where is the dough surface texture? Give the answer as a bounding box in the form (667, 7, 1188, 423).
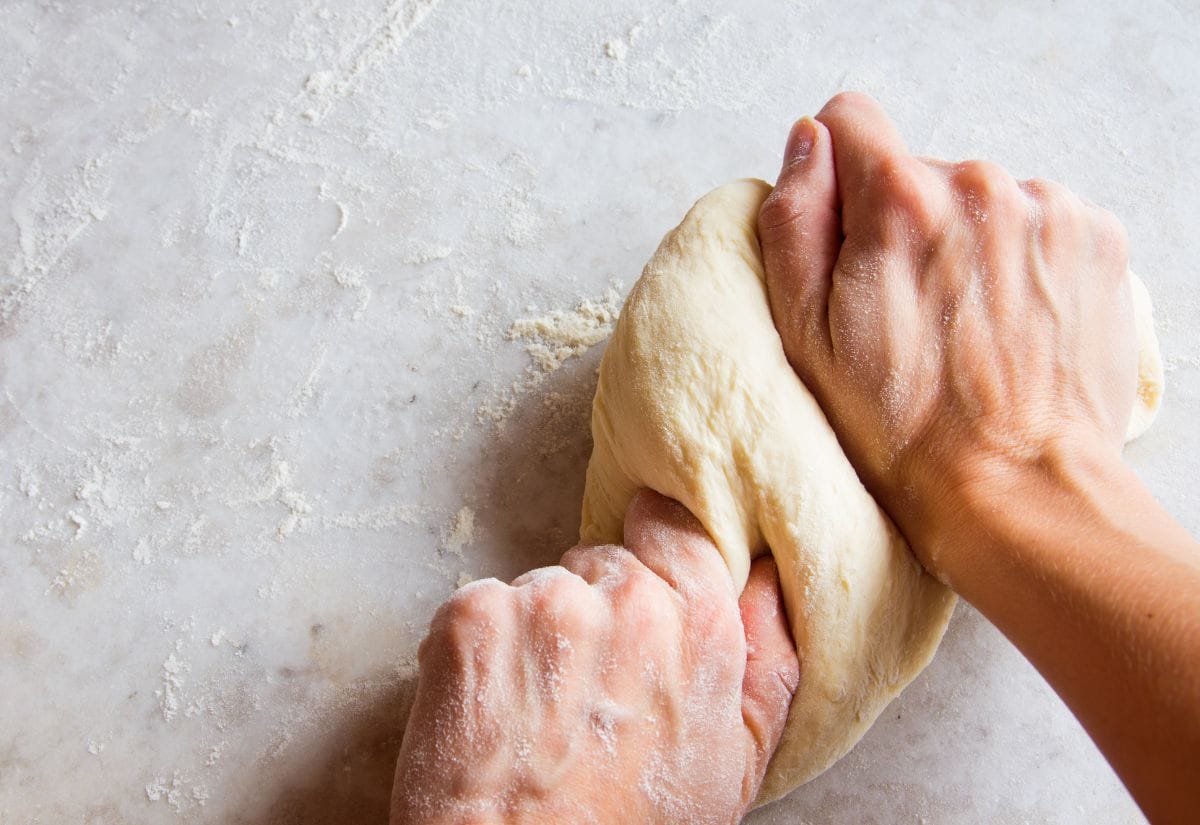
(579, 179, 1164, 803)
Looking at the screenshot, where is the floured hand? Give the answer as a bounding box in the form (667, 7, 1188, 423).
(759, 92, 1140, 578)
(390, 490, 800, 825)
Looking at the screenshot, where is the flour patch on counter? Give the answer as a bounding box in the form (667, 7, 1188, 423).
(145, 770, 209, 814)
(477, 286, 621, 428)
(157, 651, 191, 722)
(443, 506, 476, 558)
(508, 287, 621, 374)
(296, 0, 445, 123)
(325, 503, 427, 531)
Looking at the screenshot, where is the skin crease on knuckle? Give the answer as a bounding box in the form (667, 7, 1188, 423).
(950, 158, 1020, 206)
(854, 163, 949, 278)
(436, 580, 513, 646)
(608, 566, 679, 635)
(820, 89, 881, 135)
(1020, 176, 1085, 249)
(949, 161, 1029, 250)
(565, 543, 640, 586)
(874, 156, 932, 218)
(758, 186, 803, 236)
(518, 569, 598, 642)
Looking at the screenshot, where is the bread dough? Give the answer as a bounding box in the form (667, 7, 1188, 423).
(579, 179, 1164, 803)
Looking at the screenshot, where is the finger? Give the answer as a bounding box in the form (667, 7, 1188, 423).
(759, 116, 841, 362)
(511, 569, 600, 705)
(738, 556, 800, 778)
(621, 490, 735, 606)
(815, 91, 915, 237)
(559, 542, 637, 586)
(510, 564, 587, 589)
(509, 566, 600, 636)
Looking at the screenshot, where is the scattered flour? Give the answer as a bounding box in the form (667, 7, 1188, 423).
(508, 286, 621, 374)
(299, 0, 445, 122)
(324, 503, 426, 531)
(478, 286, 622, 426)
(603, 38, 629, 61)
(145, 771, 208, 814)
(444, 506, 476, 557)
(402, 242, 454, 265)
(157, 652, 190, 722)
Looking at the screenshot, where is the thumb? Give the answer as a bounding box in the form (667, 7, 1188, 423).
(739, 555, 800, 783)
(758, 116, 841, 370)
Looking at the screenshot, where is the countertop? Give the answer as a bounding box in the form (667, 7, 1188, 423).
(2, 1, 1197, 822)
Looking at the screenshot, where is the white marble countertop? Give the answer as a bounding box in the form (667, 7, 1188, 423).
(2, 1, 1197, 822)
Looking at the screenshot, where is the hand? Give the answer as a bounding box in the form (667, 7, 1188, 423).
(758, 92, 1139, 578)
(390, 491, 800, 825)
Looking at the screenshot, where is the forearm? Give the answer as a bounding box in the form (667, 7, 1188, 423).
(929, 441, 1200, 825)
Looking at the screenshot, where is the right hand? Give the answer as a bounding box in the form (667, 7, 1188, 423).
(757, 92, 1139, 577)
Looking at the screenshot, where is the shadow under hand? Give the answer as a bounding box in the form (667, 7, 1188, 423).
(239, 673, 418, 825)
(241, 331, 604, 825)
(469, 345, 604, 583)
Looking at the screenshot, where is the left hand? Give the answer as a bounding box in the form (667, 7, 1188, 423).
(390, 490, 800, 824)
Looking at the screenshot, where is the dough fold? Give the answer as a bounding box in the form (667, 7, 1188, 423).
(579, 179, 1164, 803)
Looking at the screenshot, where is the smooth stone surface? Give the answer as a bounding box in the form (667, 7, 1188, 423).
(2, 1, 1197, 823)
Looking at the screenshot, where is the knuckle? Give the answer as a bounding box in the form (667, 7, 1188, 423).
(952, 159, 1013, 201)
(1093, 208, 1130, 266)
(558, 543, 596, 573)
(825, 90, 875, 117)
(952, 160, 1027, 230)
(612, 568, 675, 623)
(557, 545, 582, 570)
(1022, 176, 1078, 221)
(514, 566, 608, 644)
(758, 186, 802, 233)
(561, 543, 628, 583)
(437, 579, 512, 634)
(773, 655, 802, 697)
(523, 568, 592, 618)
(874, 157, 943, 235)
(423, 583, 513, 674)
(613, 566, 660, 601)
(874, 154, 916, 195)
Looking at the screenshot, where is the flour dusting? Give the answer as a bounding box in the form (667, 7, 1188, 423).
(508, 287, 621, 374)
(444, 506, 476, 557)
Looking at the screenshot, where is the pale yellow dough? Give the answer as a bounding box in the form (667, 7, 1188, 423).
(579, 179, 1164, 803)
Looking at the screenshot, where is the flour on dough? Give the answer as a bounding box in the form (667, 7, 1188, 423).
(579, 179, 1164, 803)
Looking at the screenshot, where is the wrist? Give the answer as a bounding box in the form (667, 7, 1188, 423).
(903, 432, 1128, 587)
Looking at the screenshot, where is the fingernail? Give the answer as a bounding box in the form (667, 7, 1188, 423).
(783, 118, 816, 168)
